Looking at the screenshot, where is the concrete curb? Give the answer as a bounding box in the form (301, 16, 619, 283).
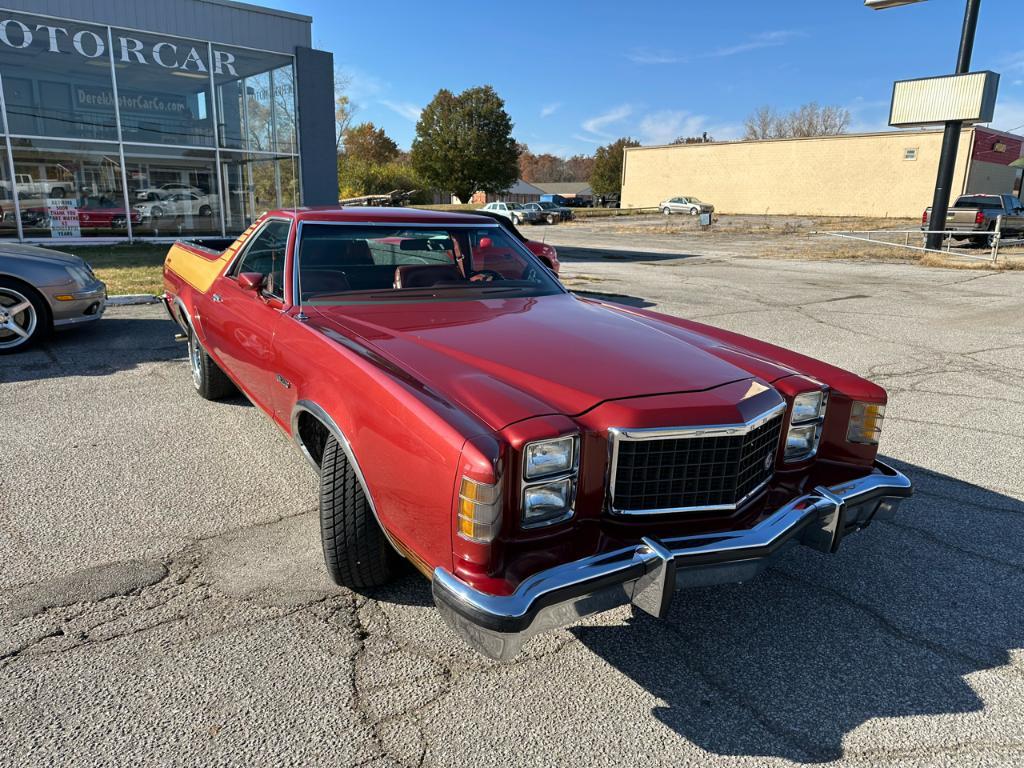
(107, 294, 160, 306)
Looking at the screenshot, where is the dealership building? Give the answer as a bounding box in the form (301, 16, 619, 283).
(621, 126, 1024, 219)
(0, 0, 336, 241)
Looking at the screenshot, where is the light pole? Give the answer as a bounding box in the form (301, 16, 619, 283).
(868, 0, 982, 250)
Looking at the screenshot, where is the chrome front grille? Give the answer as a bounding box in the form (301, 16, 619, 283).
(607, 405, 786, 515)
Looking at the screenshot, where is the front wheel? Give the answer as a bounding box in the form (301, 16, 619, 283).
(320, 435, 398, 589)
(198, 205, 212, 217)
(0, 279, 48, 354)
(690, 207, 699, 216)
(546, 213, 557, 225)
(662, 207, 671, 216)
(187, 324, 237, 400)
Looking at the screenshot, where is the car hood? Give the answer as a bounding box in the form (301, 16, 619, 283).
(309, 293, 776, 430)
(0, 243, 83, 268)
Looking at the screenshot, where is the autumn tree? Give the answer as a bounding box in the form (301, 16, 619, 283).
(564, 154, 595, 182)
(590, 137, 640, 197)
(518, 146, 596, 183)
(744, 102, 850, 140)
(342, 122, 400, 165)
(411, 86, 519, 204)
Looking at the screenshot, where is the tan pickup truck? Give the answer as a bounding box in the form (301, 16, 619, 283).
(923, 194, 1024, 246)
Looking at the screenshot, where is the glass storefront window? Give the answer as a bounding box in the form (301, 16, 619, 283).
(0, 12, 118, 140)
(212, 46, 295, 154)
(9, 137, 130, 238)
(220, 152, 300, 232)
(0, 16, 300, 240)
(272, 65, 297, 155)
(108, 28, 215, 147)
(123, 145, 219, 237)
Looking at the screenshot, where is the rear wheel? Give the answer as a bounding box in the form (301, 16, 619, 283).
(0, 279, 48, 354)
(186, 324, 237, 400)
(690, 207, 699, 216)
(199, 205, 212, 217)
(662, 207, 671, 216)
(546, 213, 557, 225)
(319, 435, 398, 589)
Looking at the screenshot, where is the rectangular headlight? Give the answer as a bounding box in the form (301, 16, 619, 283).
(791, 391, 824, 423)
(848, 402, 885, 445)
(785, 423, 818, 460)
(523, 436, 576, 480)
(457, 477, 501, 543)
(522, 478, 573, 528)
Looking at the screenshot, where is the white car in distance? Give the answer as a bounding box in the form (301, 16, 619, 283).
(135, 192, 217, 220)
(479, 201, 539, 225)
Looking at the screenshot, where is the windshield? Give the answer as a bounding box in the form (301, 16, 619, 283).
(537, 202, 557, 209)
(297, 223, 563, 304)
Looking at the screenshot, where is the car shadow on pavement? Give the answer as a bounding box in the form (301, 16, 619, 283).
(572, 459, 1022, 763)
(555, 245, 699, 263)
(0, 312, 184, 384)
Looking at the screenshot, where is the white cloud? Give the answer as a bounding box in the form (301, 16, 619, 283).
(380, 100, 422, 122)
(638, 110, 707, 145)
(845, 96, 891, 134)
(637, 110, 743, 144)
(540, 102, 562, 118)
(340, 66, 386, 107)
(708, 30, 801, 58)
(626, 49, 685, 65)
(986, 99, 1024, 134)
(581, 104, 633, 138)
(571, 133, 604, 145)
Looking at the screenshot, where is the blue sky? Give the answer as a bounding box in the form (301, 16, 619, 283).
(277, 0, 1024, 155)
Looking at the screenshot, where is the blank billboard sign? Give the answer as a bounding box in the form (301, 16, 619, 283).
(889, 71, 999, 128)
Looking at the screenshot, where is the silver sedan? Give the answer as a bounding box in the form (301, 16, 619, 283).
(0, 244, 106, 353)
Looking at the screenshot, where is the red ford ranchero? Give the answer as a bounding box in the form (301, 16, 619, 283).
(162, 206, 912, 660)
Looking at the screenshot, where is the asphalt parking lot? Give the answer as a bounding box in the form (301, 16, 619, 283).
(2, 225, 1023, 767)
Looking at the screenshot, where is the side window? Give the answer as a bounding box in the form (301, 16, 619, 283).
(231, 219, 291, 298)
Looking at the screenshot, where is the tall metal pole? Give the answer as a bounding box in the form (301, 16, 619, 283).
(925, 0, 981, 250)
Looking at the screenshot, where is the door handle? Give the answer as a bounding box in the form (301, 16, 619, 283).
(211, 293, 223, 303)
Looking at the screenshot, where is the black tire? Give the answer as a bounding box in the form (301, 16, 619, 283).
(186, 324, 236, 400)
(50, 187, 65, 199)
(662, 207, 671, 216)
(690, 207, 699, 216)
(320, 435, 398, 589)
(546, 213, 557, 225)
(199, 205, 212, 217)
(0, 277, 50, 354)
(151, 206, 164, 219)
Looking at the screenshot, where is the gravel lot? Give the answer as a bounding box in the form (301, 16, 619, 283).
(2, 222, 1023, 767)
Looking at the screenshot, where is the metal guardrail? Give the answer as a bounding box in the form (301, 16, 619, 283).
(820, 215, 1020, 264)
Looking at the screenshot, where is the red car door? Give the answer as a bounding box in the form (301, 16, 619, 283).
(202, 218, 292, 410)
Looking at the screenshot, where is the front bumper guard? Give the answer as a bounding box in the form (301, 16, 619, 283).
(433, 461, 912, 660)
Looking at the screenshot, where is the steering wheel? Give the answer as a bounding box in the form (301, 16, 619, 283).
(472, 269, 504, 282)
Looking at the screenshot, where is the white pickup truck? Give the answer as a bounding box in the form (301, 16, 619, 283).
(923, 194, 1024, 247)
(0, 174, 75, 199)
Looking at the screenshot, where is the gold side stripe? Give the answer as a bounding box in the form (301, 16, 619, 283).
(165, 244, 230, 294)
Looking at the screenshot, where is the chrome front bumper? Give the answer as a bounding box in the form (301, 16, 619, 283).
(433, 461, 912, 660)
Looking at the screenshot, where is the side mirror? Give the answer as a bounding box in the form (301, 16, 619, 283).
(238, 272, 265, 292)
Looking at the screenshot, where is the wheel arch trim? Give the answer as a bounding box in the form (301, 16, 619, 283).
(290, 399, 402, 553)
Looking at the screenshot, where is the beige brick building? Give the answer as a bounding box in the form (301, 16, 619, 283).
(621, 127, 1023, 219)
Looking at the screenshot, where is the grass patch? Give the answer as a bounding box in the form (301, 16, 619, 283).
(52, 242, 167, 296)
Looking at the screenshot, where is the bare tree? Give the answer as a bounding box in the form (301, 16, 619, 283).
(744, 102, 850, 140)
(744, 106, 781, 140)
(335, 69, 356, 152)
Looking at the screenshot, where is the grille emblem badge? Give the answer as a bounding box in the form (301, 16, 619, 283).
(765, 454, 774, 471)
